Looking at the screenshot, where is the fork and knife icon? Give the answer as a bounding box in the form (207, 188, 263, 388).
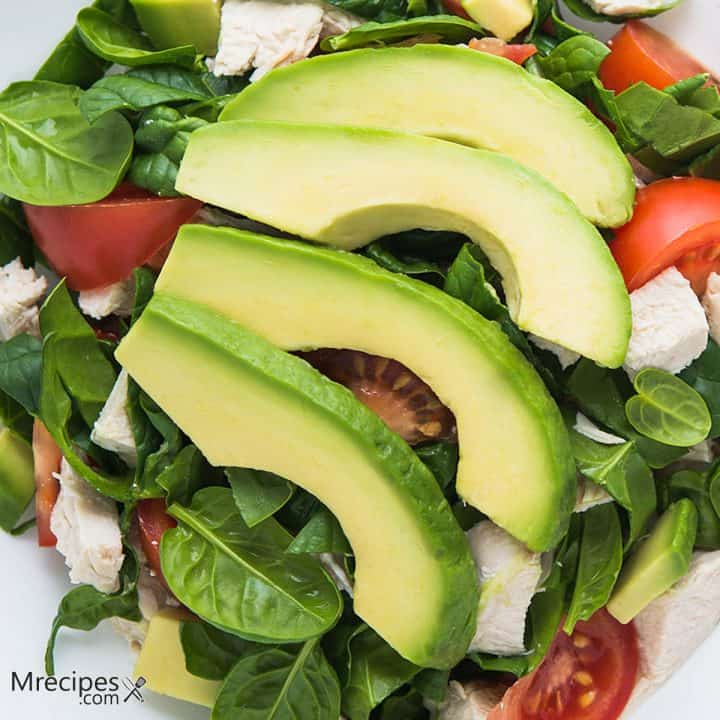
(122, 677, 147, 704)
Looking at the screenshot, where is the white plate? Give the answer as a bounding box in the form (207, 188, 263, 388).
(0, 1, 717, 718)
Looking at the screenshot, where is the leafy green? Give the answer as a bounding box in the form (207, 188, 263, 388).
(320, 15, 483, 51)
(287, 507, 352, 556)
(415, 442, 458, 492)
(0, 334, 42, 416)
(681, 340, 720, 438)
(562, 0, 682, 21)
(129, 105, 208, 196)
(0, 391, 33, 441)
(377, 229, 465, 263)
(537, 36, 609, 93)
(77, 8, 196, 68)
(130, 266, 155, 326)
(0, 81, 133, 206)
(626, 368, 712, 447)
(212, 638, 341, 720)
(181, 620, 261, 681)
(378, 689, 428, 719)
(324, 0, 421, 22)
(690, 144, 720, 179)
(157, 445, 219, 506)
(364, 242, 445, 283)
(163, 487, 342, 642)
(0, 195, 33, 266)
(226, 467, 294, 528)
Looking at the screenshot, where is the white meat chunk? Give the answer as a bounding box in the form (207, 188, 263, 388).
(437, 680, 505, 720)
(211, 0, 361, 81)
(585, 0, 672, 14)
(78, 277, 134, 320)
(91, 370, 137, 468)
(702, 271, 720, 346)
(0, 258, 47, 340)
(466, 521, 542, 655)
(624, 267, 708, 377)
(575, 476, 613, 513)
(528, 334, 580, 369)
(50, 458, 124, 594)
(574, 412, 626, 445)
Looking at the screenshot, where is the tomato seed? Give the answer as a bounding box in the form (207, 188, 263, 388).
(578, 690, 597, 708)
(574, 671, 593, 687)
(573, 633, 590, 648)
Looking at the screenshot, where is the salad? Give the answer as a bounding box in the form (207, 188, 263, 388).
(1, 0, 719, 718)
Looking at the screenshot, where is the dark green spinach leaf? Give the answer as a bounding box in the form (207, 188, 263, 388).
(681, 339, 720, 438)
(365, 242, 445, 283)
(537, 35, 609, 93)
(415, 442, 458, 492)
(287, 507, 352, 556)
(227, 467, 294, 528)
(0, 195, 34, 266)
(0, 334, 42, 415)
(157, 444, 219, 506)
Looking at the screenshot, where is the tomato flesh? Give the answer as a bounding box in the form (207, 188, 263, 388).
(600, 21, 711, 93)
(32, 420, 63, 547)
(469, 38, 538, 64)
(24, 183, 202, 291)
(136, 499, 177, 579)
(489, 610, 638, 720)
(611, 177, 720, 295)
(442, 0, 472, 20)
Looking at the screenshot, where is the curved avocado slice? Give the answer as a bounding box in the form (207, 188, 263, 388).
(156, 225, 576, 551)
(219, 45, 634, 228)
(176, 121, 631, 367)
(0, 428, 34, 533)
(116, 294, 478, 668)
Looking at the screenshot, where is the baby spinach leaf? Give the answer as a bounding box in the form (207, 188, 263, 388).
(378, 689, 428, 719)
(681, 339, 720, 438)
(626, 368, 712, 447)
(536, 36, 609, 93)
(690, 144, 720, 180)
(76, 8, 196, 68)
(562, 0, 682, 21)
(325, 0, 412, 22)
(130, 266, 155, 326)
(227, 467, 294, 528)
(364, 242, 445, 283)
(287, 507, 352, 556)
(0, 391, 33, 441)
(320, 15, 483, 52)
(0, 334, 42, 415)
(378, 229, 465, 263)
(0, 81, 133, 206)
(415, 442, 458, 492)
(163, 487, 342, 642)
(564, 503, 622, 633)
(276, 489, 323, 535)
(664, 74, 709, 103)
(0, 195, 34, 266)
(157, 445, 219, 507)
(181, 620, 262, 681)
(412, 669, 449, 703)
(212, 638, 341, 720)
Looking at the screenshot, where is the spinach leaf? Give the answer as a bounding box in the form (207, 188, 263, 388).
(287, 507, 352, 555)
(226, 467, 294, 528)
(536, 36, 609, 93)
(690, 144, 720, 180)
(625, 368, 712, 447)
(181, 620, 262, 681)
(130, 266, 155, 326)
(0, 81, 133, 206)
(664, 74, 709, 103)
(564, 503, 622, 633)
(45, 548, 141, 674)
(0, 195, 34, 266)
(276, 489, 323, 534)
(681, 340, 720, 438)
(378, 690, 428, 719)
(412, 669, 449, 703)
(562, 0, 682, 21)
(0, 334, 42, 415)
(364, 242, 445, 283)
(77, 8, 196, 68)
(129, 106, 208, 196)
(378, 229, 465, 263)
(0, 391, 33, 441)
(320, 15, 483, 52)
(415, 442, 458, 492)
(163, 487, 342, 642)
(324, 0, 413, 22)
(212, 638, 341, 720)
(157, 444, 218, 506)
(567, 360, 687, 468)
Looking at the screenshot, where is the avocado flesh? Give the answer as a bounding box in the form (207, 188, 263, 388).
(0, 429, 35, 533)
(460, 0, 533, 41)
(134, 611, 220, 707)
(219, 45, 634, 229)
(176, 121, 631, 368)
(608, 499, 698, 624)
(117, 294, 478, 668)
(130, 0, 221, 55)
(157, 225, 575, 551)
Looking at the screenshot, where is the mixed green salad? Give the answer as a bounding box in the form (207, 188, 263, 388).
(1, 0, 720, 719)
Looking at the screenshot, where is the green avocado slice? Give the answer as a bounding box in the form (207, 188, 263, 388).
(0, 428, 35, 533)
(156, 225, 576, 552)
(176, 121, 631, 368)
(219, 45, 634, 228)
(116, 294, 478, 669)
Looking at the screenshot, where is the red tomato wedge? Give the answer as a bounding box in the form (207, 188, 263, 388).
(24, 184, 202, 291)
(442, 0, 472, 20)
(611, 177, 720, 295)
(469, 38, 538, 64)
(32, 420, 63, 547)
(137, 499, 177, 580)
(600, 21, 712, 93)
(489, 610, 639, 720)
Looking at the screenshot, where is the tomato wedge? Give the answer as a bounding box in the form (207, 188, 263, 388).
(24, 183, 202, 291)
(136, 499, 177, 579)
(600, 21, 712, 93)
(442, 0, 472, 20)
(469, 38, 538, 64)
(611, 177, 720, 295)
(489, 610, 638, 720)
(32, 420, 63, 547)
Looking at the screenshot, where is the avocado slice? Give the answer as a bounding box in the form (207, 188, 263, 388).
(176, 121, 631, 367)
(0, 428, 35, 533)
(607, 499, 698, 624)
(117, 294, 478, 668)
(219, 46, 634, 228)
(130, 0, 221, 55)
(156, 225, 576, 551)
(134, 610, 220, 707)
(460, 0, 533, 41)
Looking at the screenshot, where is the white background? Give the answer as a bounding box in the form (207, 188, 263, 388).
(0, 1, 719, 718)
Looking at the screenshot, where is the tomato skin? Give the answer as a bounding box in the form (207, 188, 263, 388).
(611, 177, 720, 294)
(600, 21, 711, 93)
(137, 499, 177, 579)
(24, 184, 202, 291)
(442, 0, 472, 20)
(489, 610, 639, 720)
(469, 38, 538, 65)
(32, 420, 63, 547)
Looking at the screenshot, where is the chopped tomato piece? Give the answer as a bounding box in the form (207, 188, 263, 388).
(32, 420, 62, 547)
(600, 21, 712, 93)
(24, 183, 202, 291)
(137, 499, 177, 580)
(611, 177, 720, 295)
(442, 0, 472, 20)
(489, 610, 638, 720)
(469, 38, 538, 65)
